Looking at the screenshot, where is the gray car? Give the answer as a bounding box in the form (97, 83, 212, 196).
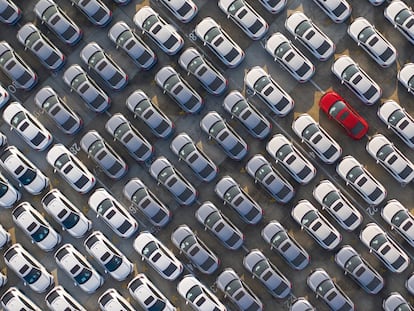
(70, 0, 111, 27)
(259, 0, 286, 14)
(383, 292, 413, 311)
(0, 0, 21, 24)
(159, 0, 198, 23)
(290, 297, 315, 311)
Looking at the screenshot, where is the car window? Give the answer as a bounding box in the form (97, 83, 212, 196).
(342, 64, 359, 81)
(358, 26, 375, 43)
(395, 9, 412, 25)
(275, 42, 291, 58)
(143, 15, 159, 31)
(204, 27, 220, 43)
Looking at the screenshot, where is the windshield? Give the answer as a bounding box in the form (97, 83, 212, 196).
(61, 212, 80, 229)
(23, 267, 41, 284)
(104, 254, 122, 272)
(204, 27, 220, 43)
(143, 15, 159, 31)
(358, 26, 375, 43)
(18, 168, 37, 185)
(342, 64, 359, 81)
(370, 233, 387, 251)
(142, 241, 158, 258)
(275, 42, 291, 58)
(73, 268, 92, 284)
(31, 225, 50, 242)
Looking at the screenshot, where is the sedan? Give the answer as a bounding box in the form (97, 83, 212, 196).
(319, 91, 369, 140)
(0, 173, 20, 208)
(266, 134, 316, 184)
(384, 0, 414, 44)
(331, 55, 381, 105)
(46, 144, 96, 194)
(178, 47, 227, 95)
(243, 249, 291, 299)
(244, 66, 294, 117)
(46, 286, 86, 311)
(336, 155, 387, 206)
(80, 42, 128, 90)
(34, 0, 82, 45)
(223, 90, 271, 139)
(149, 156, 198, 206)
(0, 83, 9, 108)
(290, 298, 315, 311)
(398, 62, 414, 95)
(171, 225, 219, 274)
(285, 11, 335, 61)
(360, 222, 410, 273)
(80, 130, 128, 180)
(259, 0, 286, 14)
(0, 0, 21, 24)
(311, 0, 351, 23)
(335, 245, 384, 294)
(1, 287, 41, 311)
(133, 6, 184, 55)
(134, 231, 183, 281)
(70, 0, 111, 27)
(406, 274, 414, 296)
(195, 17, 245, 68)
(0, 224, 10, 249)
(17, 23, 65, 71)
(265, 32, 315, 82)
(218, 0, 268, 40)
(170, 132, 218, 182)
(155, 66, 203, 114)
(383, 293, 413, 311)
(159, 0, 198, 23)
(215, 176, 263, 225)
(348, 17, 397, 67)
(98, 289, 135, 311)
(382, 199, 414, 247)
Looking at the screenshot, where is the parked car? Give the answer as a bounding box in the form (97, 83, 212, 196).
(290, 297, 315, 311)
(98, 288, 135, 311)
(0, 224, 10, 249)
(0, 172, 20, 208)
(159, 0, 197, 23)
(45, 286, 86, 311)
(384, 0, 414, 44)
(0, 0, 21, 24)
(0, 83, 9, 108)
(259, 0, 286, 14)
(311, 0, 351, 23)
(406, 274, 414, 296)
(383, 292, 413, 311)
(382, 199, 414, 247)
(70, 0, 111, 26)
(1, 287, 41, 311)
(398, 63, 414, 95)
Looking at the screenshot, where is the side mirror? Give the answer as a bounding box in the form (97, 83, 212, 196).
(141, 256, 145, 261)
(74, 282, 78, 286)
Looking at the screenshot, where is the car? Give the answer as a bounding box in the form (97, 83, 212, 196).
(195, 201, 244, 250)
(88, 188, 138, 238)
(384, 0, 414, 44)
(4, 243, 54, 293)
(1, 287, 41, 311)
(98, 288, 135, 311)
(384, 293, 413, 311)
(45, 286, 86, 311)
(218, 0, 268, 40)
(336, 155, 387, 206)
(0, 224, 10, 249)
(0, 146, 49, 195)
(335, 245, 384, 294)
(367, 0, 386, 5)
(34, 0, 82, 45)
(0, 0, 21, 24)
(63, 64, 110, 113)
(133, 6, 184, 55)
(245, 154, 295, 203)
(46, 144, 96, 194)
(128, 274, 177, 311)
(170, 132, 218, 182)
(177, 275, 226, 311)
(155, 66, 203, 114)
(178, 47, 227, 95)
(70, 0, 111, 26)
(292, 113, 342, 164)
(80, 42, 128, 90)
(80, 130, 128, 180)
(382, 199, 414, 247)
(34, 86, 83, 135)
(200, 111, 248, 161)
(290, 297, 315, 311)
(331, 55, 382, 105)
(84, 231, 133, 281)
(360, 222, 410, 273)
(319, 91, 369, 140)
(159, 0, 198, 23)
(133, 231, 183, 281)
(398, 63, 414, 95)
(243, 249, 291, 299)
(195, 17, 245, 68)
(171, 225, 220, 274)
(215, 175, 263, 225)
(223, 90, 271, 139)
(55, 243, 104, 293)
(149, 156, 198, 206)
(265, 32, 315, 82)
(108, 21, 157, 70)
(216, 268, 263, 311)
(266, 134, 317, 184)
(313, 180, 363, 231)
(348, 17, 397, 67)
(0, 131, 6, 147)
(0, 83, 9, 108)
(126, 89, 174, 139)
(378, 99, 414, 148)
(123, 178, 172, 227)
(0, 172, 20, 208)
(307, 268, 354, 311)
(285, 11, 335, 61)
(105, 113, 153, 163)
(406, 274, 414, 296)
(244, 66, 294, 117)
(0, 41, 37, 90)
(42, 189, 92, 238)
(17, 23, 65, 71)
(311, 0, 351, 23)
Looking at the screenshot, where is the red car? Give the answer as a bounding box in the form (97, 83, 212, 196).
(319, 91, 368, 140)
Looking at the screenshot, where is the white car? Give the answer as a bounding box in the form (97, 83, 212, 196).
(266, 134, 316, 184)
(55, 243, 104, 293)
(398, 63, 414, 95)
(46, 144, 96, 194)
(1, 287, 41, 311)
(0, 0, 21, 24)
(98, 288, 135, 311)
(3, 102, 52, 151)
(265, 32, 315, 82)
(382, 199, 414, 247)
(134, 231, 183, 281)
(348, 17, 397, 67)
(336, 155, 387, 206)
(259, 0, 287, 14)
(0, 173, 20, 208)
(88, 188, 138, 238)
(70, 0, 111, 27)
(0, 83, 9, 108)
(292, 113, 342, 164)
(159, 0, 198, 23)
(45, 286, 86, 311)
(311, 0, 351, 23)
(366, 134, 414, 184)
(195, 17, 245, 68)
(285, 11, 335, 61)
(313, 180, 363, 231)
(384, 0, 414, 44)
(406, 274, 414, 296)
(331, 55, 382, 105)
(383, 292, 413, 311)
(0, 224, 10, 249)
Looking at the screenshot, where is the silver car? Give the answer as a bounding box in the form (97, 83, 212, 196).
(70, 0, 111, 27)
(383, 292, 413, 311)
(1, 287, 41, 311)
(0, 0, 21, 24)
(384, 0, 414, 44)
(311, 0, 351, 23)
(406, 274, 414, 296)
(290, 297, 315, 311)
(159, 0, 198, 23)
(0, 172, 20, 208)
(45, 286, 85, 311)
(398, 62, 414, 95)
(382, 199, 414, 247)
(259, 0, 286, 14)
(98, 288, 135, 311)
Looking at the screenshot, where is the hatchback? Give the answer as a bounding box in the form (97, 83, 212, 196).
(383, 292, 413, 311)
(0, 172, 20, 208)
(0, 0, 21, 24)
(98, 288, 135, 311)
(398, 63, 414, 95)
(384, 0, 414, 44)
(259, 0, 286, 14)
(70, 0, 111, 27)
(159, 0, 198, 23)
(45, 286, 86, 311)
(382, 199, 414, 247)
(1, 287, 41, 311)
(311, 0, 351, 23)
